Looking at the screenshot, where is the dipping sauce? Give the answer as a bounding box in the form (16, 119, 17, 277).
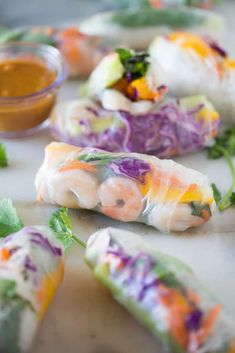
(0, 58, 56, 97)
(0, 42, 66, 136)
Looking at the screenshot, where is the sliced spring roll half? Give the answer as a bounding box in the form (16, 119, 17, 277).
(149, 32, 235, 122)
(87, 47, 168, 112)
(85, 227, 235, 353)
(50, 95, 219, 158)
(80, 7, 225, 50)
(0, 26, 111, 78)
(0, 225, 64, 352)
(36, 142, 214, 232)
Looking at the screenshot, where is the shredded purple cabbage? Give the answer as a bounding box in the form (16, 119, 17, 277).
(9, 247, 20, 255)
(204, 36, 227, 58)
(3, 235, 13, 244)
(51, 100, 219, 159)
(108, 157, 150, 183)
(126, 72, 132, 83)
(131, 87, 139, 100)
(106, 241, 207, 337)
(30, 232, 62, 256)
(107, 248, 157, 300)
(24, 255, 37, 272)
(185, 309, 203, 331)
(23, 227, 62, 257)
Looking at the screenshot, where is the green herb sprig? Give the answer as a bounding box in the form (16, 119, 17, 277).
(0, 27, 56, 46)
(0, 199, 86, 251)
(0, 199, 23, 238)
(208, 127, 235, 211)
(115, 48, 149, 81)
(49, 207, 86, 249)
(78, 153, 118, 166)
(0, 143, 8, 168)
(190, 202, 211, 218)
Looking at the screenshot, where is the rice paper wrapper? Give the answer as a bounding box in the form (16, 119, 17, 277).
(85, 227, 235, 353)
(35, 142, 215, 232)
(0, 226, 64, 353)
(79, 8, 225, 50)
(149, 33, 235, 123)
(50, 95, 220, 159)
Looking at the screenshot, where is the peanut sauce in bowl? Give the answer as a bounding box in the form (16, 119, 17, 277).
(0, 42, 67, 137)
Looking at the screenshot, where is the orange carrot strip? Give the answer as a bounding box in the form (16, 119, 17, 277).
(0, 248, 10, 261)
(127, 77, 163, 101)
(62, 42, 81, 62)
(112, 78, 129, 92)
(228, 340, 235, 353)
(59, 27, 82, 39)
(201, 209, 211, 221)
(37, 260, 64, 321)
(59, 160, 97, 173)
(187, 288, 200, 305)
(170, 307, 189, 349)
(200, 305, 222, 343)
(158, 285, 192, 349)
(149, 0, 162, 8)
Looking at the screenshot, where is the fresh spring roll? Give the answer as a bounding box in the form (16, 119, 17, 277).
(35, 142, 214, 232)
(113, 0, 218, 10)
(149, 32, 235, 122)
(52, 47, 219, 158)
(50, 95, 220, 158)
(151, 0, 218, 8)
(80, 7, 225, 50)
(0, 225, 64, 352)
(0, 26, 110, 78)
(85, 227, 235, 353)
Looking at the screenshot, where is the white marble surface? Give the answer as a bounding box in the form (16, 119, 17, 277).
(1, 2, 235, 352)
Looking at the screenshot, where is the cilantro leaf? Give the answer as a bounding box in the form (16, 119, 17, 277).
(49, 207, 86, 250)
(0, 298, 28, 352)
(207, 144, 224, 159)
(208, 127, 235, 159)
(0, 279, 32, 353)
(22, 32, 57, 47)
(0, 28, 25, 43)
(229, 192, 235, 206)
(0, 143, 8, 167)
(111, 8, 204, 29)
(0, 279, 17, 301)
(115, 48, 133, 62)
(211, 183, 222, 207)
(190, 202, 211, 218)
(0, 199, 23, 238)
(207, 127, 235, 211)
(115, 48, 149, 81)
(78, 153, 118, 166)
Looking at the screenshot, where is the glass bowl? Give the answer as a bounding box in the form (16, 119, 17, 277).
(0, 42, 67, 138)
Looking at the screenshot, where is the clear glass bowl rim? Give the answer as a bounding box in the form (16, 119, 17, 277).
(0, 41, 67, 104)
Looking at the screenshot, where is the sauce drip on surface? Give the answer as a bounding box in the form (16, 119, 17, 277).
(0, 57, 56, 97)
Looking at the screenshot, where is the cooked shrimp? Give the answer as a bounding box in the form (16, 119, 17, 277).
(98, 176, 143, 222)
(35, 142, 99, 208)
(49, 169, 99, 209)
(36, 142, 214, 232)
